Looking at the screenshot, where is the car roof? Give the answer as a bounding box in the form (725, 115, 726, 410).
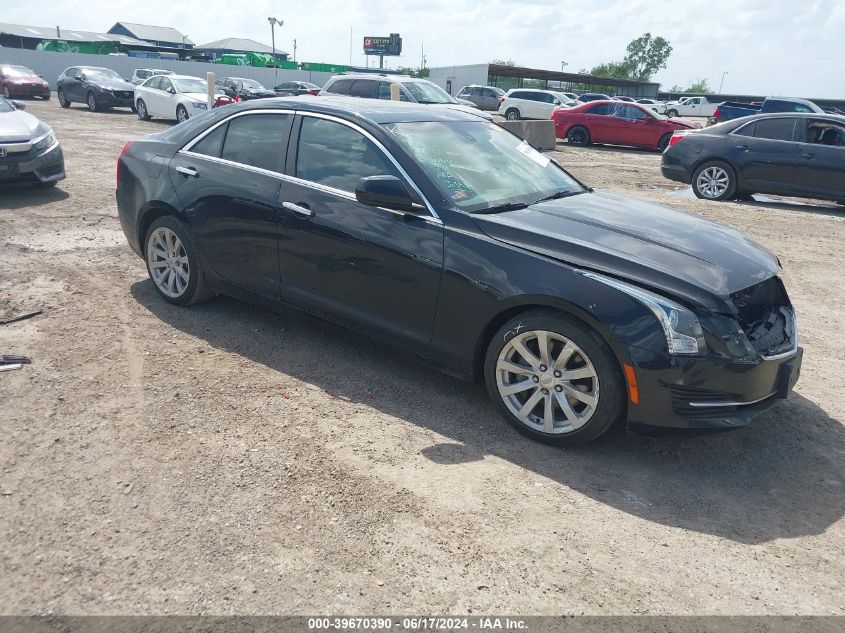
(328, 74, 424, 83)
(228, 94, 488, 124)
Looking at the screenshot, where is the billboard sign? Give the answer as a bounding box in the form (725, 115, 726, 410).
(363, 33, 402, 56)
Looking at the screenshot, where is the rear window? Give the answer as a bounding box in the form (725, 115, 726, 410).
(219, 114, 292, 172)
(752, 118, 797, 142)
(349, 79, 378, 99)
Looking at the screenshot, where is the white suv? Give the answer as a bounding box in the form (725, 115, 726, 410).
(498, 89, 573, 120)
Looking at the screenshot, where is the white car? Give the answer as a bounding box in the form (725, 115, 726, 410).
(635, 98, 666, 114)
(131, 68, 174, 86)
(498, 89, 572, 120)
(662, 96, 718, 118)
(134, 74, 213, 123)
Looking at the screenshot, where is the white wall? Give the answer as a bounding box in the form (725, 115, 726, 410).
(0, 48, 335, 88)
(428, 64, 490, 95)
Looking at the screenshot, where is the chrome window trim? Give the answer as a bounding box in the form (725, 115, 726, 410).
(180, 108, 441, 223)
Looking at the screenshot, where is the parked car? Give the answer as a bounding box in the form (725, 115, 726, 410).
(578, 93, 612, 103)
(636, 98, 666, 114)
(558, 92, 579, 102)
(823, 106, 845, 115)
(130, 68, 174, 85)
(662, 96, 718, 118)
(0, 95, 65, 187)
(274, 81, 321, 96)
(713, 97, 825, 123)
(0, 65, 51, 100)
(662, 112, 845, 204)
(613, 96, 636, 103)
(456, 85, 505, 111)
(498, 89, 570, 120)
(56, 66, 135, 112)
(553, 100, 701, 151)
(116, 96, 801, 445)
(135, 75, 229, 123)
(215, 77, 276, 101)
(321, 74, 488, 117)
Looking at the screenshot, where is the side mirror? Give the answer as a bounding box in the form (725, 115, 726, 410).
(75, 74, 84, 81)
(355, 175, 419, 213)
(167, 87, 176, 94)
(10, 100, 25, 110)
(553, 99, 561, 105)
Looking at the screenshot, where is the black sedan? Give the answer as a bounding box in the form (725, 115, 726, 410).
(56, 66, 136, 112)
(214, 77, 276, 101)
(662, 112, 845, 203)
(116, 97, 801, 445)
(274, 81, 320, 96)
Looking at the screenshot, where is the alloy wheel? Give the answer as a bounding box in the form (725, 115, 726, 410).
(506, 110, 520, 120)
(177, 106, 188, 123)
(87, 93, 96, 111)
(137, 100, 147, 119)
(147, 227, 190, 298)
(496, 330, 600, 434)
(696, 166, 730, 199)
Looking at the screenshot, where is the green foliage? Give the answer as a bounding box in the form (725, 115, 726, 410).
(395, 66, 430, 78)
(623, 33, 673, 80)
(589, 60, 634, 79)
(685, 78, 711, 93)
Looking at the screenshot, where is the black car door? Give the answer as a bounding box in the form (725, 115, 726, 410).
(793, 117, 845, 201)
(64, 68, 83, 101)
(276, 114, 444, 353)
(730, 117, 801, 194)
(168, 111, 294, 298)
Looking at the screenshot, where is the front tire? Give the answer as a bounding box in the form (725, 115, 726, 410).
(666, 109, 678, 118)
(567, 126, 591, 146)
(86, 91, 99, 112)
(692, 160, 736, 201)
(176, 105, 189, 124)
(136, 99, 151, 120)
(504, 108, 520, 121)
(58, 88, 70, 108)
(145, 217, 213, 306)
(484, 310, 624, 446)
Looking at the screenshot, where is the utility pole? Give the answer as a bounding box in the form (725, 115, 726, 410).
(719, 71, 729, 94)
(293, 38, 297, 62)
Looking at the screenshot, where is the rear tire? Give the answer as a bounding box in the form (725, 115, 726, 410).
(567, 126, 591, 146)
(484, 310, 624, 446)
(657, 133, 672, 152)
(136, 99, 151, 120)
(144, 217, 213, 306)
(505, 108, 520, 121)
(58, 88, 70, 108)
(692, 160, 737, 201)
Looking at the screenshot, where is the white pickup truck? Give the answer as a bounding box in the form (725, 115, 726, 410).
(663, 96, 718, 118)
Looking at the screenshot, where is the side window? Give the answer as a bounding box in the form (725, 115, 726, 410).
(734, 122, 756, 137)
(538, 93, 554, 104)
(588, 103, 611, 116)
(296, 117, 401, 193)
(753, 118, 797, 142)
(220, 114, 292, 172)
(349, 80, 377, 99)
(622, 105, 647, 120)
(147, 76, 162, 90)
(326, 78, 353, 95)
(806, 120, 845, 146)
(160, 78, 173, 92)
(510, 91, 526, 100)
(66, 67, 78, 77)
(377, 81, 392, 100)
(190, 123, 227, 158)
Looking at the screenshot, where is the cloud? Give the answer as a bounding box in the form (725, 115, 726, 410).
(2, 0, 843, 97)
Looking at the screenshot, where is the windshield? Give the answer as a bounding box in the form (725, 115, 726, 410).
(84, 68, 123, 82)
(239, 79, 264, 89)
(4, 66, 37, 78)
(0, 96, 14, 113)
(173, 78, 209, 94)
(384, 121, 584, 212)
(401, 81, 454, 104)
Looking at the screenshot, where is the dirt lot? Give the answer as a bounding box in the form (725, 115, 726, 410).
(1, 100, 843, 616)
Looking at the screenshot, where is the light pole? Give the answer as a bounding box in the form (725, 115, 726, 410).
(268, 17, 283, 74)
(719, 71, 729, 94)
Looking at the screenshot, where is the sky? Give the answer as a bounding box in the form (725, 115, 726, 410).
(3, 0, 845, 98)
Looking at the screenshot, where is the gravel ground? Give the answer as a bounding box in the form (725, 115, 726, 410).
(1, 100, 843, 616)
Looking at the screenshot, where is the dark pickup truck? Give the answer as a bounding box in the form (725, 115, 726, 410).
(714, 97, 825, 123)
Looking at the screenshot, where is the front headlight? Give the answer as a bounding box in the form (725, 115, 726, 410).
(582, 272, 707, 355)
(33, 131, 56, 151)
(191, 101, 208, 110)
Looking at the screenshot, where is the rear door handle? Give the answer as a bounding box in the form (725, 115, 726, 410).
(175, 166, 199, 178)
(283, 201, 314, 218)
(801, 152, 815, 159)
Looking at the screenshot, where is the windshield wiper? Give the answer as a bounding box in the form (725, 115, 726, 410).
(533, 190, 585, 205)
(473, 202, 529, 215)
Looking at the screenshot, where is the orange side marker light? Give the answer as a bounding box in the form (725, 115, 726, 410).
(623, 364, 639, 405)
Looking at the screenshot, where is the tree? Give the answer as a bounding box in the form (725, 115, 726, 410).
(395, 66, 429, 78)
(589, 60, 634, 79)
(623, 33, 673, 80)
(684, 78, 711, 93)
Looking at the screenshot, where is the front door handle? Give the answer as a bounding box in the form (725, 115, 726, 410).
(175, 165, 199, 178)
(801, 152, 815, 159)
(736, 144, 750, 152)
(283, 201, 314, 218)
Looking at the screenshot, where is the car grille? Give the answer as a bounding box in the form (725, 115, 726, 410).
(116, 91, 133, 99)
(670, 386, 737, 416)
(731, 277, 796, 357)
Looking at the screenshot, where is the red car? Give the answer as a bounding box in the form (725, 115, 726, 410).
(552, 100, 700, 151)
(0, 65, 51, 100)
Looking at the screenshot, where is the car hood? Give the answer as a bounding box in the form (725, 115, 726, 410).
(7, 76, 47, 85)
(182, 92, 209, 101)
(0, 109, 44, 142)
(470, 190, 779, 311)
(434, 102, 494, 119)
(243, 89, 275, 96)
(666, 117, 702, 129)
(97, 81, 135, 91)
